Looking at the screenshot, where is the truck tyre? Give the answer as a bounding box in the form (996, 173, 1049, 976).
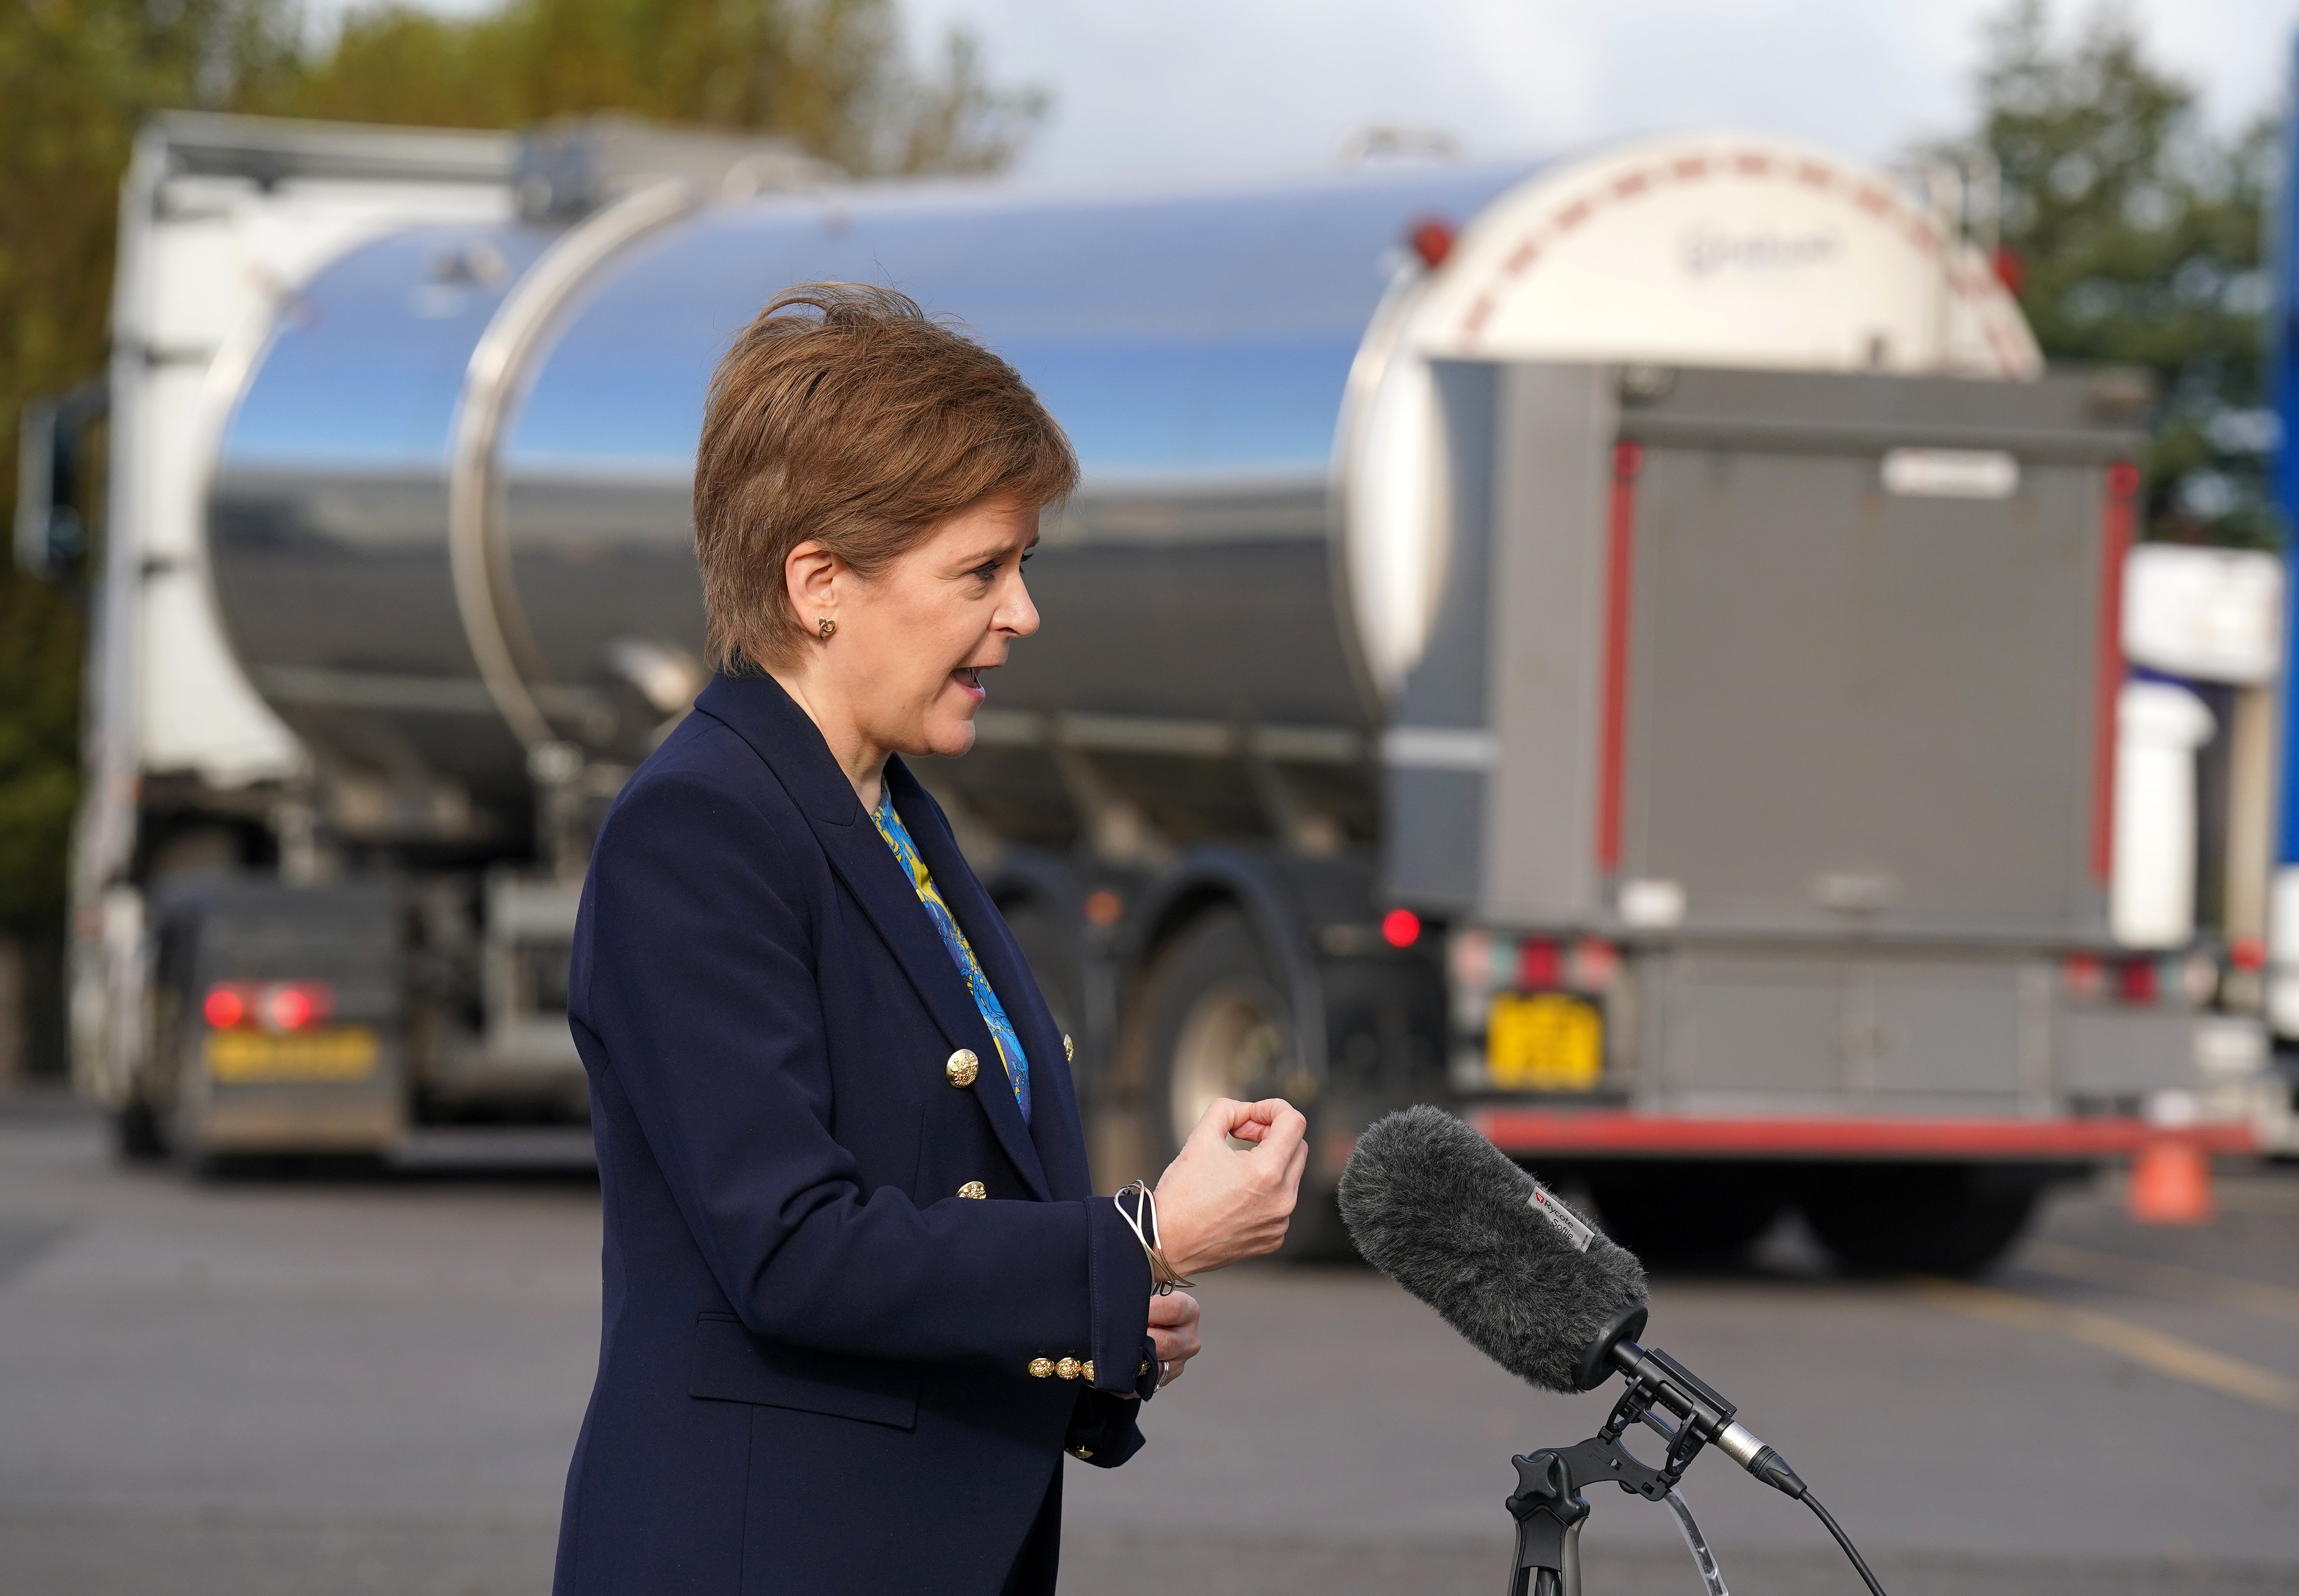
(1130, 908, 1350, 1260)
(1584, 1165, 1783, 1266)
(113, 1100, 169, 1162)
(1798, 1163, 2043, 1277)
(167, 1076, 223, 1181)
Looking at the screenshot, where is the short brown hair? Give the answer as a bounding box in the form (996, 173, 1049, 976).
(693, 283, 1078, 672)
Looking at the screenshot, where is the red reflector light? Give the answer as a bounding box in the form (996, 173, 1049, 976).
(2116, 958, 2159, 1005)
(1991, 243, 2026, 295)
(1518, 937, 1561, 989)
(1407, 217, 1454, 269)
(2231, 936, 2267, 973)
(1381, 909, 1422, 948)
(1083, 890, 1123, 928)
(203, 986, 246, 1029)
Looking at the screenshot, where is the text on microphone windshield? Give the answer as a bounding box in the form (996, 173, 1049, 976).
(1528, 1181, 1596, 1252)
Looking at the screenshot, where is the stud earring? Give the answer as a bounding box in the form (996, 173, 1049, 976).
(817, 617, 836, 640)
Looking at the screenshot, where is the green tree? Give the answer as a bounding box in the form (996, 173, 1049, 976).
(271, 0, 1039, 175)
(0, 1, 275, 996)
(1960, 0, 2278, 546)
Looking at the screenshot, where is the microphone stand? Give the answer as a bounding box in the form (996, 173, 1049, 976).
(1501, 1300, 1890, 1596)
(1504, 1322, 1744, 1596)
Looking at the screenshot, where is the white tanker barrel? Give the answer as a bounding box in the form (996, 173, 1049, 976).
(502, 163, 1532, 850)
(207, 132, 2039, 854)
(209, 162, 1532, 843)
(209, 221, 555, 822)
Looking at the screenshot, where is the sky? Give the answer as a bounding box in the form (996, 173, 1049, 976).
(326, 0, 2299, 181)
(902, 0, 2299, 180)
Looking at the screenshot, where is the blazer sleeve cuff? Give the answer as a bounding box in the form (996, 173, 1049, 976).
(1065, 1390, 1147, 1468)
(1082, 1195, 1153, 1395)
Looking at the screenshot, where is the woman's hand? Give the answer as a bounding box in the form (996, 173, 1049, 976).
(1151, 1097, 1308, 1278)
(1147, 1289, 1200, 1388)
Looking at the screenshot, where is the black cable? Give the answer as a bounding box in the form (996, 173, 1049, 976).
(1800, 1491, 1887, 1596)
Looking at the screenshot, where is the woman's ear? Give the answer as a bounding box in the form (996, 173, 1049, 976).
(785, 542, 841, 618)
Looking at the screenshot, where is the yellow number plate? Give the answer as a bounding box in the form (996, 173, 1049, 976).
(205, 1027, 380, 1083)
(1486, 994, 1603, 1092)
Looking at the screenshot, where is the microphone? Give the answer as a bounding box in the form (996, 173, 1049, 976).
(1337, 1107, 1804, 1496)
(1336, 1105, 1647, 1393)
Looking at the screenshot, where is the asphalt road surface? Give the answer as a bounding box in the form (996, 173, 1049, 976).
(0, 1095, 2294, 1596)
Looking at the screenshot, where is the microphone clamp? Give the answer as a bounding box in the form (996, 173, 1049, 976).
(1569, 1304, 1809, 1501)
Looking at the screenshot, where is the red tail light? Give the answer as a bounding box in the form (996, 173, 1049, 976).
(2116, 958, 2159, 1005)
(1518, 937, 1562, 989)
(203, 981, 333, 1031)
(1381, 908, 1422, 948)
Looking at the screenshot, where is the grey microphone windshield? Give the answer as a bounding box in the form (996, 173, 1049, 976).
(1339, 1106, 1648, 1393)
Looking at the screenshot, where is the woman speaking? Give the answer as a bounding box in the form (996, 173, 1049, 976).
(552, 284, 1307, 1595)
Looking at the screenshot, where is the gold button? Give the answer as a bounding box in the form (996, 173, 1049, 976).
(1072, 1446, 1094, 1460)
(1027, 1358, 1053, 1378)
(945, 1049, 979, 1088)
(1139, 1361, 1150, 1377)
(1063, 1033, 1075, 1063)
(957, 1181, 986, 1200)
(1054, 1357, 1081, 1380)
(1080, 1360, 1095, 1382)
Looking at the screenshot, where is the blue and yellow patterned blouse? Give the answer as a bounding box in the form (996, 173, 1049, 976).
(871, 793, 1031, 1124)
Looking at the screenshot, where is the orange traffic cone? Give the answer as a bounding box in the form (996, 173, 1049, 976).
(2127, 1140, 2215, 1225)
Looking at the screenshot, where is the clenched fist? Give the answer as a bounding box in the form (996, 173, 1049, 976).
(1151, 1098, 1309, 1278)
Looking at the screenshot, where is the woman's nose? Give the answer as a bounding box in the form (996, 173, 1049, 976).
(1002, 575, 1040, 638)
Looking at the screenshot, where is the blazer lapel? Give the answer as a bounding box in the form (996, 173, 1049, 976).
(888, 761, 1090, 1201)
(694, 675, 1053, 1201)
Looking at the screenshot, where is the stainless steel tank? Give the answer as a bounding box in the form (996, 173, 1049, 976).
(208, 162, 1534, 845)
(209, 218, 558, 827)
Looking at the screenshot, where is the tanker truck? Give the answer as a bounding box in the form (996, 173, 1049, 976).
(57, 112, 2274, 1270)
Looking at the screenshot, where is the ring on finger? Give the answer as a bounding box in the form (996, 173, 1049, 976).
(1158, 1359, 1177, 1387)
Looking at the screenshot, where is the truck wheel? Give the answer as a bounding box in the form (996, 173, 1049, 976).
(1139, 911, 1289, 1156)
(113, 1100, 169, 1162)
(1798, 1163, 2043, 1277)
(1131, 908, 1351, 1260)
(1583, 1165, 1782, 1266)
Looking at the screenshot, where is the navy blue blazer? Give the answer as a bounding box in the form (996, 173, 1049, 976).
(553, 671, 1156, 1596)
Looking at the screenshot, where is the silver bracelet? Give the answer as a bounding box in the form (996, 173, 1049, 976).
(1114, 1179, 1194, 1294)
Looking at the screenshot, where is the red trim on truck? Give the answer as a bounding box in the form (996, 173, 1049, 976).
(2090, 460, 2139, 882)
(1596, 440, 1643, 871)
(1470, 1107, 2257, 1159)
